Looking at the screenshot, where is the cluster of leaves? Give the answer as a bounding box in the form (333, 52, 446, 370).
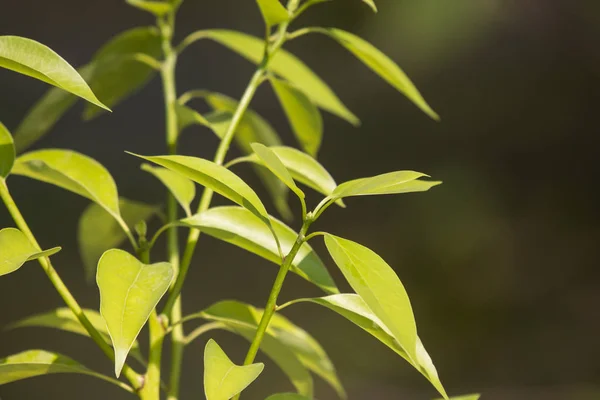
(1, 0, 480, 399)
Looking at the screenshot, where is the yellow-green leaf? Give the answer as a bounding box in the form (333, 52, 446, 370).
(141, 164, 195, 216)
(270, 78, 323, 156)
(204, 339, 264, 400)
(256, 0, 290, 26)
(251, 143, 304, 199)
(181, 206, 338, 294)
(126, 0, 173, 16)
(0, 121, 15, 178)
(175, 103, 211, 133)
(0, 350, 132, 392)
(438, 395, 480, 400)
(0, 36, 107, 110)
(97, 249, 173, 377)
(0, 228, 60, 277)
(332, 171, 441, 201)
(361, 0, 377, 12)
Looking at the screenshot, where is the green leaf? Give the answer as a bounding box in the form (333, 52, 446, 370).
(12, 149, 122, 221)
(83, 27, 162, 119)
(266, 394, 310, 400)
(78, 198, 159, 282)
(0, 350, 132, 391)
(204, 339, 264, 400)
(0, 36, 107, 110)
(323, 235, 418, 364)
(12, 65, 95, 154)
(438, 395, 480, 400)
(0, 121, 15, 178)
(314, 28, 438, 120)
(175, 103, 211, 133)
(251, 143, 304, 199)
(181, 206, 338, 294)
(256, 0, 290, 26)
(281, 294, 447, 399)
(130, 153, 269, 222)
(0, 228, 60, 277)
(97, 249, 173, 377)
(361, 0, 377, 12)
(126, 0, 173, 16)
(270, 78, 323, 156)
(141, 164, 195, 216)
(179, 30, 358, 125)
(6, 307, 145, 365)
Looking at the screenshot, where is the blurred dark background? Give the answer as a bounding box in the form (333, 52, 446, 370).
(1, 0, 599, 399)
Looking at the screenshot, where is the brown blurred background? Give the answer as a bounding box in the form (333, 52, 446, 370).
(1, 0, 599, 399)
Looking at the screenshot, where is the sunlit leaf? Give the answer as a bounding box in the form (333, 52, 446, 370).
(314, 28, 438, 120)
(256, 0, 290, 26)
(0, 228, 60, 277)
(251, 143, 304, 199)
(438, 395, 480, 400)
(141, 164, 195, 216)
(270, 78, 323, 156)
(0, 350, 132, 391)
(361, 0, 377, 12)
(178, 30, 359, 125)
(78, 198, 159, 282)
(0, 121, 15, 178)
(7, 307, 145, 364)
(204, 339, 264, 400)
(0, 36, 107, 110)
(265, 394, 310, 400)
(12, 65, 94, 153)
(12, 149, 122, 221)
(181, 206, 338, 294)
(281, 294, 447, 398)
(97, 249, 173, 377)
(126, 0, 173, 16)
(83, 27, 162, 119)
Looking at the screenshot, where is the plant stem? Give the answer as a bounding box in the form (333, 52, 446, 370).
(138, 310, 165, 400)
(0, 179, 144, 390)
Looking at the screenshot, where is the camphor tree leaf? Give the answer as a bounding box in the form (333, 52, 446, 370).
(0, 228, 60, 277)
(280, 294, 447, 399)
(361, 0, 377, 12)
(181, 206, 338, 294)
(177, 30, 359, 125)
(256, 0, 290, 27)
(270, 78, 323, 157)
(141, 164, 195, 216)
(0, 36, 107, 110)
(12, 65, 95, 154)
(175, 103, 211, 133)
(204, 339, 264, 400)
(323, 235, 418, 364)
(97, 249, 173, 377)
(439, 395, 480, 400)
(0, 350, 132, 392)
(126, 0, 173, 16)
(266, 394, 311, 400)
(12, 149, 123, 222)
(310, 28, 438, 120)
(78, 198, 159, 282)
(251, 143, 304, 199)
(7, 307, 145, 365)
(0, 121, 15, 178)
(84, 27, 162, 119)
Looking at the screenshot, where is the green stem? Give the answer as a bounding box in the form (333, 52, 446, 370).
(138, 310, 165, 400)
(0, 179, 144, 391)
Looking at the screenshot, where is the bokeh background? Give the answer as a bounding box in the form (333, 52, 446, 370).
(1, 0, 599, 399)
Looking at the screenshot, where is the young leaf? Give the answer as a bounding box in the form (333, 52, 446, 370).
(181, 206, 338, 294)
(0, 350, 132, 391)
(281, 294, 447, 399)
(266, 394, 311, 400)
(270, 78, 323, 156)
(175, 103, 211, 133)
(361, 0, 377, 12)
(204, 339, 264, 400)
(314, 28, 438, 120)
(13, 65, 94, 153)
(0, 228, 60, 277)
(130, 154, 270, 222)
(0, 36, 107, 110)
(83, 27, 162, 119)
(97, 249, 173, 377)
(256, 0, 290, 27)
(78, 198, 159, 282)
(439, 395, 480, 400)
(12, 149, 122, 221)
(178, 30, 358, 125)
(6, 307, 145, 364)
(141, 164, 196, 216)
(0, 121, 15, 178)
(323, 234, 418, 364)
(126, 0, 173, 16)
(251, 143, 304, 199)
